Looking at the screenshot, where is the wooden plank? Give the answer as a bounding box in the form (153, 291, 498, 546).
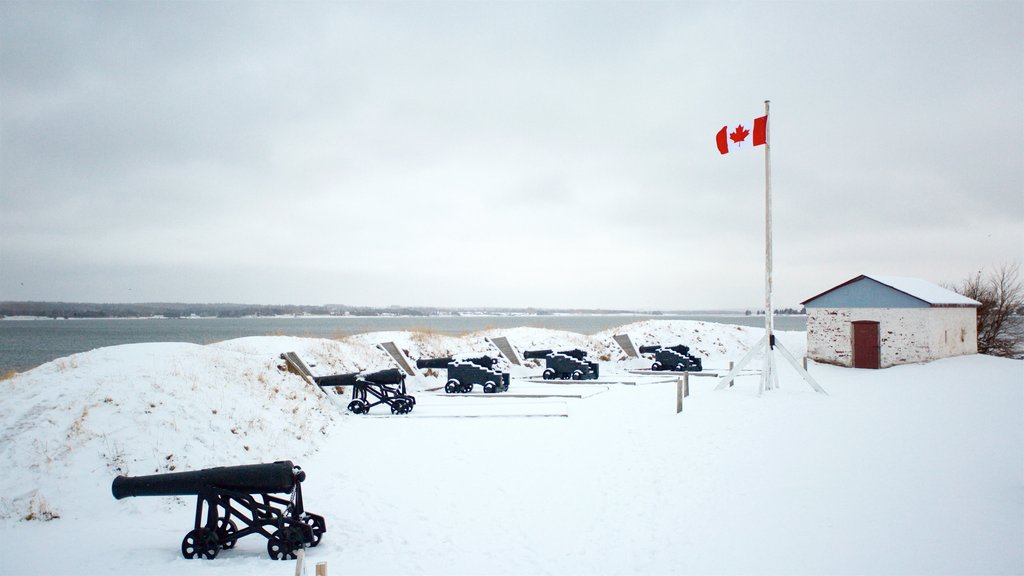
(486, 336, 521, 365)
(377, 342, 417, 375)
(612, 334, 639, 358)
(627, 369, 721, 378)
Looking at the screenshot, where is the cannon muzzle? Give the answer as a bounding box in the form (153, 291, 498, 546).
(111, 461, 298, 500)
(416, 357, 453, 370)
(522, 349, 553, 360)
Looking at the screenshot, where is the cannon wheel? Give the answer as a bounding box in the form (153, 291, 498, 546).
(571, 370, 583, 380)
(216, 518, 238, 550)
(675, 364, 686, 372)
(445, 380, 459, 394)
(391, 398, 413, 415)
(267, 525, 305, 560)
(303, 516, 326, 547)
(483, 381, 496, 394)
(652, 362, 662, 371)
(347, 399, 368, 414)
(182, 528, 220, 560)
(542, 369, 555, 380)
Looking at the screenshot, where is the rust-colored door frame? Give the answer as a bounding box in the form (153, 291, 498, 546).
(852, 321, 881, 369)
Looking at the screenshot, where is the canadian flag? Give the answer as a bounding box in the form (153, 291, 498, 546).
(716, 115, 768, 154)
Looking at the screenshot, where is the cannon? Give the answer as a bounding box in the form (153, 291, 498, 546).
(416, 356, 510, 394)
(522, 349, 599, 380)
(314, 368, 415, 415)
(111, 461, 325, 560)
(638, 344, 703, 372)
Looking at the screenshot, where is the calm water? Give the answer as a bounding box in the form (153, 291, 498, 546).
(0, 314, 806, 373)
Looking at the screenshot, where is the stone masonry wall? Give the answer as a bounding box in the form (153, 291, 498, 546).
(807, 307, 977, 368)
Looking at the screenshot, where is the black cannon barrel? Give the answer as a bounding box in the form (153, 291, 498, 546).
(314, 372, 361, 387)
(638, 345, 661, 354)
(666, 345, 691, 354)
(416, 357, 453, 369)
(558, 349, 588, 359)
(362, 368, 405, 385)
(315, 368, 405, 387)
(522, 349, 553, 359)
(112, 461, 297, 500)
(463, 356, 497, 369)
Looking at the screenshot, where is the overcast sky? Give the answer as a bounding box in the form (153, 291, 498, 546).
(1, 1, 1021, 310)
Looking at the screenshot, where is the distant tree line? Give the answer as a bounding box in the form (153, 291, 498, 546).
(0, 302, 680, 319)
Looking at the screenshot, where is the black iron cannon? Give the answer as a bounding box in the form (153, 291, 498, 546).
(522, 348, 599, 380)
(111, 461, 325, 560)
(638, 344, 704, 372)
(314, 368, 415, 415)
(415, 355, 510, 394)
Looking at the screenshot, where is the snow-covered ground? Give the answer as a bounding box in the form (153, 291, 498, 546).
(0, 321, 1020, 575)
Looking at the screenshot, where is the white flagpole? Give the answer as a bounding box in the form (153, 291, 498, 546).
(761, 99, 776, 394)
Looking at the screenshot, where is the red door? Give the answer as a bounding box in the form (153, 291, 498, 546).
(852, 321, 880, 369)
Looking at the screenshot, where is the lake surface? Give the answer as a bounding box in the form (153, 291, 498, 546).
(0, 314, 806, 373)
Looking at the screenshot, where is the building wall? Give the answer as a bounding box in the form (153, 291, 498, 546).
(806, 307, 978, 368)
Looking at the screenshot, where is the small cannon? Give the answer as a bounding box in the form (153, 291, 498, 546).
(522, 349, 600, 380)
(111, 461, 325, 560)
(314, 368, 416, 415)
(416, 356, 510, 394)
(638, 344, 704, 372)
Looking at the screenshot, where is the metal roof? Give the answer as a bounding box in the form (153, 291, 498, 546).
(801, 274, 981, 307)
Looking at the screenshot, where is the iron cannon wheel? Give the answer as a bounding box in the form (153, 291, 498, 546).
(215, 518, 238, 550)
(266, 525, 305, 560)
(676, 364, 686, 372)
(182, 528, 220, 560)
(391, 398, 413, 415)
(347, 399, 369, 414)
(542, 369, 555, 380)
(303, 516, 326, 547)
(571, 370, 583, 380)
(652, 362, 662, 371)
(445, 380, 459, 394)
(483, 381, 496, 394)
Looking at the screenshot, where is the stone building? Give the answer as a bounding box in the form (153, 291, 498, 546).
(801, 274, 980, 368)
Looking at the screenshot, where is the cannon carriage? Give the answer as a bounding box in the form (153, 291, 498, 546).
(416, 356, 510, 394)
(522, 349, 600, 380)
(638, 344, 704, 372)
(314, 368, 416, 415)
(111, 461, 325, 560)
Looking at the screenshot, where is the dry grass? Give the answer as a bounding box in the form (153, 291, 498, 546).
(0, 369, 18, 381)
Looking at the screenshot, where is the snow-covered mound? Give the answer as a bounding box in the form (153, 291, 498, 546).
(0, 341, 337, 522)
(0, 320, 752, 521)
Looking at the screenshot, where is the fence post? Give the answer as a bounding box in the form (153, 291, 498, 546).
(676, 377, 683, 414)
(294, 549, 305, 576)
(316, 562, 328, 576)
(684, 371, 690, 397)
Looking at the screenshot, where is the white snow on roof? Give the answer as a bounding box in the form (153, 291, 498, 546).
(866, 275, 981, 306)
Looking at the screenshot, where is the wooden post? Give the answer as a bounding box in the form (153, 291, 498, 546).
(729, 361, 734, 371)
(294, 549, 305, 576)
(676, 377, 683, 414)
(684, 372, 690, 397)
(316, 562, 329, 576)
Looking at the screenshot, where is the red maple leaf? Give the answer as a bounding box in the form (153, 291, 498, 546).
(729, 124, 750, 145)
